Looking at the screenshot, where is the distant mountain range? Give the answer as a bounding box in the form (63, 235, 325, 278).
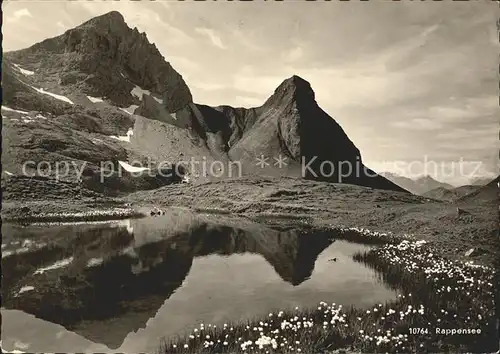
(379, 172, 454, 195)
(379, 172, 495, 200)
(2, 10, 405, 195)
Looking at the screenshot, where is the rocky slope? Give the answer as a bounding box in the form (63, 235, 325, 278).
(458, 175, 499, 205)
(2, 10, 404, 199)
(4, 11, 192, 111)
(2, 12, 189, 195)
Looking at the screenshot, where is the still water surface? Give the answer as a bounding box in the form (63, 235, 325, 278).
(1, 210, 396, 353)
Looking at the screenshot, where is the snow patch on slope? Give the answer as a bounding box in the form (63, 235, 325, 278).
(131, 85, 163, 103)
(31, 86, 74, 105)
(2, 106, 30, 115)
(33, 257, 74, 275)
(1, 348, 28, 354)
(12, 63, 35, 76)
(15, 285, 35, 296)
(118, 161, 150, 173)
(109, 128, 134, 143)
(131, 86, 151, 100)
(120, 104, 139, 115)
(86, 95, 104, 103)
(87, 258, 104, 268)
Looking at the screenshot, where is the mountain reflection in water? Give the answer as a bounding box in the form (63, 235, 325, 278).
(1, 210, 396, 353)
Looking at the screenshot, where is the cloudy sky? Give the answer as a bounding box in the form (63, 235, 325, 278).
(3, 0, 499, 185)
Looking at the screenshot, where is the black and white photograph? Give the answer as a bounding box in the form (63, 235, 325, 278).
(1, 0, 499, 353)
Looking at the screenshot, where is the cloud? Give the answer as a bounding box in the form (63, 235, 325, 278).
(150, 13, 194, 47)
(230, 62, 413, 110)
(284, 46, 304, 62)
(192, 82, 228, 91)
(435, 126, 497, 141)
(389, 94, 498, 133)
(195, 27, 226, 49)
(166, 56, 201, 73)
(426, 96, 499, 122)
(231, 29, 265, 52)
(232, 72, 283, 97)
(391, 118, 443, 131)
(234, 96, 264, 108)
(5, 8, 32, 23)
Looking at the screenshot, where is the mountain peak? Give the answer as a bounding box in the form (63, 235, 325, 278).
(80, 11, 127, 30)
(285, 74, 310, 85)
(5, 10, 192, 112)
(280, 75, 313, 93)
(96, 10, 125, 21)
(267, 75, 315, 106)
(417, 175, 437, 182)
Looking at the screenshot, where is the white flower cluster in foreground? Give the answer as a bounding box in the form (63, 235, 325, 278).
(338, 226, 415, 242)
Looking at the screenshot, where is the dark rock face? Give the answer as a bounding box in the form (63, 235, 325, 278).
(5, 11, 192, 112)
(131, 74, 405, 192)
(261, 75, 362, 180)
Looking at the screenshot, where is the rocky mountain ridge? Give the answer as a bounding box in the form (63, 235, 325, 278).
(4, 11, 192, 112)
(2, 10, 405, 195)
